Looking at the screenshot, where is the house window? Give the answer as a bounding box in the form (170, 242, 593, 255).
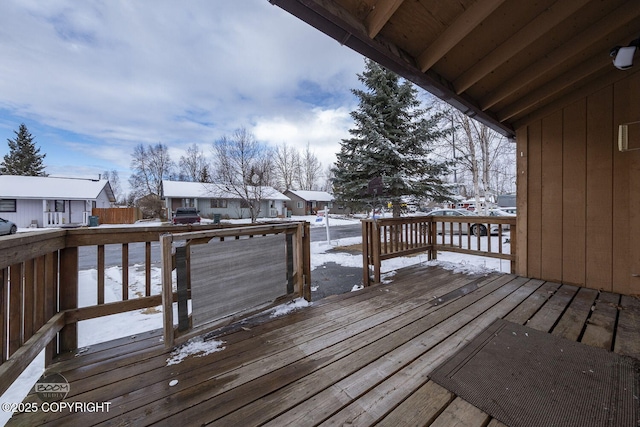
(182, 198, 195, 207)
(54, 200, 65, 212)
(0, 199, 16, 212)
(296, 201, 303, 209)
(210, 199, 228, 209)
(240, 199, 251, 209)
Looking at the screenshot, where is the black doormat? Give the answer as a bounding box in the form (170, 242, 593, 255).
(429, 318, 639, 427)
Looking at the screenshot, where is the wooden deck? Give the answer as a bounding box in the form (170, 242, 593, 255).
(7, 265, 640, 426)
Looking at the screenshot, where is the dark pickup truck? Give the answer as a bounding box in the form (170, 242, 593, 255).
(172, 207, 201, 225)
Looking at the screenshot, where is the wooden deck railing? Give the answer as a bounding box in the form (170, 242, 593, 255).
(0, 223, 247, 397)
(160, 222, 311, 348)
(362, 215, 516, 285)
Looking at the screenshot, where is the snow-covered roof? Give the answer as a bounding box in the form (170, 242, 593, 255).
(0, 175, 115, 201)
(162, 180, 290, 201)
(286, 190, 334, 202)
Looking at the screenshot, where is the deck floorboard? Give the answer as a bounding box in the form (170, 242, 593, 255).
(6, 265, 637, 426)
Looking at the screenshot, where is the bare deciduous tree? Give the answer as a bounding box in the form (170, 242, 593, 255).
(129, 143, 175, 197)
(433, 99, 516, 210)
(321, 163, 335, 192)
(179, 143, 210, 182)
(274, 143, 300, 192)
(129, 143, 175, 217)
(211, 127, 275, 222)
(297, 143, 322, 191)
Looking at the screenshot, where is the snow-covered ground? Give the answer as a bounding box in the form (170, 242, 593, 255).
(1, 214, 508, 426)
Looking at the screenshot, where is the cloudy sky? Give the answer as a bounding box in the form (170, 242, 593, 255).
(0, 1, 368, 192)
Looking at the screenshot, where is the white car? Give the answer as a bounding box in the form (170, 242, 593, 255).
(426, 209, 488, 236)
(498, 207, 517, 215)
(0, 217, 17, 236)
(488, 209, 515, 232)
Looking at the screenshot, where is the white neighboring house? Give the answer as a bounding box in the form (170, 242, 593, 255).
(161, 180, 290, 221)
(0, 175, 115, 228)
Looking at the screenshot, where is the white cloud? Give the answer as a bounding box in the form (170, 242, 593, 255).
(0, 0, 365, 190)
(253, 106, 354, 168)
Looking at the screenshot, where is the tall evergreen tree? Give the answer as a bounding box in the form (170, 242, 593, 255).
(0, 123, 47, 176)
(332, 60, 452, 216)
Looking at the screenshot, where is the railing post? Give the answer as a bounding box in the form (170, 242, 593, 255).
(510, 221, 517, 274)
(160, 233, 175, 349)
(58, 247, 78, 354)
(429, 219, 437, 261)
(362, 220, 370, 286)
(302, 221, 311, 301)
(372, 221, 381, 284)
(286, 233, 294, 295)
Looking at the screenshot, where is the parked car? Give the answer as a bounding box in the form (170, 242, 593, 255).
(172, 207, 201, 225)
(489, 209, 515, 217)
(499, 207, 517, 215)
(0, 217, 17, 236)
(488, 209, 515, 232)
(426, 209, 488, 236)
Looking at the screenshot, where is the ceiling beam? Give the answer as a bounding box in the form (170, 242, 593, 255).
(480, 0, 640, 110)
(453, 0, 591, 94)
(416, 0, 506, 73)
(497, 56, 611, 122)
(365, 0, 405, 39)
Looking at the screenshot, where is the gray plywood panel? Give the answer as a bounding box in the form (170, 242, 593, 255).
(190, 234, 287, 327)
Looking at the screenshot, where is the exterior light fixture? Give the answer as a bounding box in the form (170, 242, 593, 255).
(611, 37, 640, 70)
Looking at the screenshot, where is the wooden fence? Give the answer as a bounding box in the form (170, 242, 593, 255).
(362, 215, 516, 285)
(92, 207, 143, 224)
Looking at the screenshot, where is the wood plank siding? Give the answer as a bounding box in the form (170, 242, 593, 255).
(517, 70, 640, 295)
(7, 265, 638, 426)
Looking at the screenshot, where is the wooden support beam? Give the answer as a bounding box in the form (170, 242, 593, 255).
(499, 57, 610, 122)
(365, 0, 404, 38)
(453, 0, 591, 94)
(417, 0, 506, 72)
(511, 65, 627, 129)
(480, 0, 640, 110)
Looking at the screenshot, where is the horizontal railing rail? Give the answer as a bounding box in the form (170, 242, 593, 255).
(362, 215, 516, 285)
